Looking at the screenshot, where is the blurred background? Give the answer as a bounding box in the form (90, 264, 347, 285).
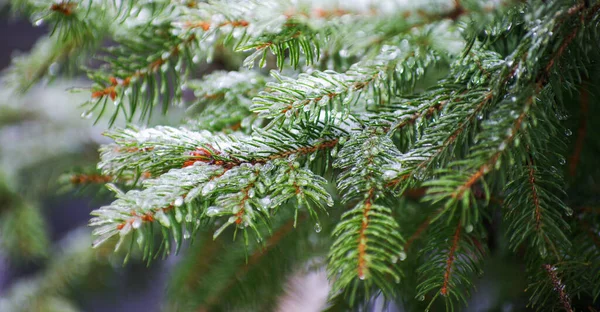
(0, 10, 172, 311)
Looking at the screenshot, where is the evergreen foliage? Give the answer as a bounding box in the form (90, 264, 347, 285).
(3, 0, 600, 311)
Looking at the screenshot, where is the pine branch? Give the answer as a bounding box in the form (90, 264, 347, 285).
(328, 132, 405, 302)
(416, 220, 486, 310)
(92, 123, 342, 256)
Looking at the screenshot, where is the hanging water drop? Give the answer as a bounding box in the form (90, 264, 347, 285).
(465, 224, 473, 233)
(398, 251, 407, 261)
(558, 156, 566, 165)
(132, 217, 142, 229)
(565, 207, 573, 216)
(418, 295, 425, 301)
(314, 222, 322, 233)
(174, 196, 184, 207)
(81, 110, 93, 119)
(565, 129, 572, 136)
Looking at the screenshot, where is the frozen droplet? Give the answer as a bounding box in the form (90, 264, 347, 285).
(202, 182, 216, 196)
(206, 206, 220, 217)
(498, 142, 506, 151)
(260, 197, 271, 209)
(314, 222, 322, 233)
(326, 196, 334, 207)
(398, 251, 407, 261)
(565, 207, 573, 216)
(48, 62, 59, 76)
(465, 224, 473, 233)
(247, 188, 255, 198)
(174, 197, 184, 207)
(132, 217, 142, 229)
(156, 211, 171, 227)
(539, 244, 547, 258)
(565, 129, 572, 136)
(558, 156, 566, 165)
(285, 110, 293, 118)
(383, 170, 396, 180)
(81, 110, 93, 119)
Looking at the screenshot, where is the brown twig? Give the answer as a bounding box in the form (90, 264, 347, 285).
(441, 224, 462, 296)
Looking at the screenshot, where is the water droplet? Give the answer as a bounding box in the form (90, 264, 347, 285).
(34, 19, 44, 27)
(81, 110, 93, 119)
(48, 62, 59, 76)
(174, 197, 184, 207)
(565, 207, 573, 216)
(558, 156, 566, 165)
(314, 222, 322, 233)
(202, 182, 216, 196)
(539, 244, 547, 258)
(260, 197, 271, 209)
(418, 295, 425, 301)
(358, 273, 366, 280)
(132, 217, 142, 229)
(383, 170, 396, 180)
(156, 211, 171, 227)
(398, 251, 407, 261)
(565, 129, 572, 136)
(391, 255, 398, 263)
(183, 230, 191, 239)
(465, 224, 473, 233)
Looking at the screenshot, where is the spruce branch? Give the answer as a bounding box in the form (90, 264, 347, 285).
(415, 219, 486, 311)
(9, 0, 600, 310)
(328, 132, 405, 301)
